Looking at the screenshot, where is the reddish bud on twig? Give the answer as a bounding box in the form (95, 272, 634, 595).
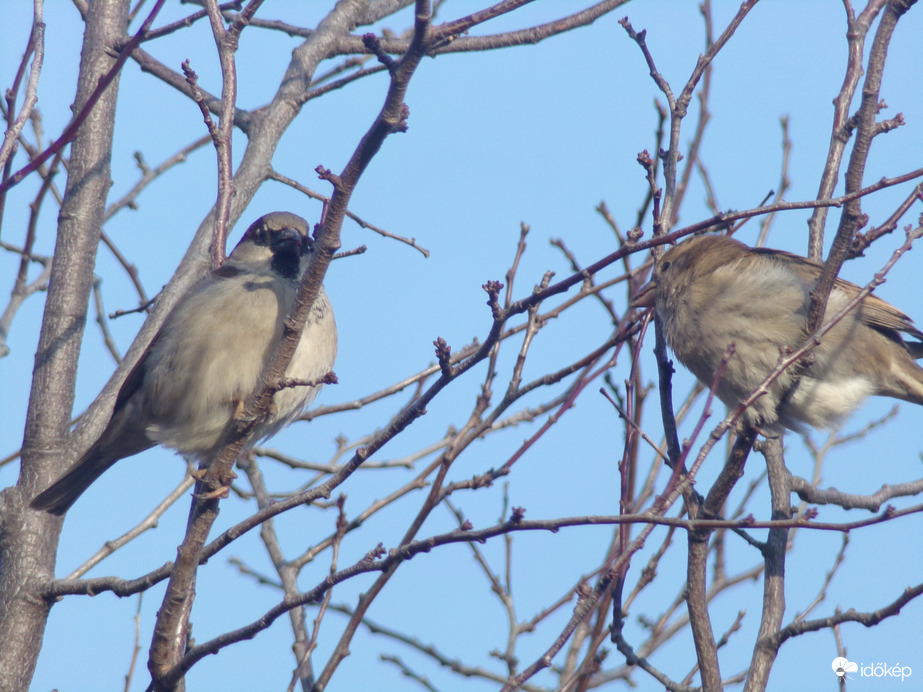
(482, 280, 504, 320)
(433, 337, 452, 377)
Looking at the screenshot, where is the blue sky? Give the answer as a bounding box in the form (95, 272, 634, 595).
(2, 2, 922, 691)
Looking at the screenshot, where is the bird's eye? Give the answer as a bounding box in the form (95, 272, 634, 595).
(660, 260, 672, 272)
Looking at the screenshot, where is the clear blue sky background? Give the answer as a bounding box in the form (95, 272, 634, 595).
(2, 2, 922, 691)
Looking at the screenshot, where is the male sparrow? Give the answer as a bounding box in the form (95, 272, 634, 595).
(631, 234, 923, 433)
(32, 211, 337, 514)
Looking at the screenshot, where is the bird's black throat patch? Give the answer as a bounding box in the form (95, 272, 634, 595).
(271, 249, 301, 280)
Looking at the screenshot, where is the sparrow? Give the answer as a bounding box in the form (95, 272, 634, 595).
(31, 211, 337, 514)
(631, 233, 923, 433)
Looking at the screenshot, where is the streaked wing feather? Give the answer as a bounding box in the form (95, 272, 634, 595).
(754, 246, 923, 342)
(113, 344, 151, 413)
(858, 292, 923, 341)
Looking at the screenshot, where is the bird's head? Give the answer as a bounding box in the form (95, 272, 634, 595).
(227, 211, 313, 280)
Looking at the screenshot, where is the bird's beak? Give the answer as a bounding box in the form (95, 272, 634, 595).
(630, 280, 657, 309)
(271, 228, 303, 253)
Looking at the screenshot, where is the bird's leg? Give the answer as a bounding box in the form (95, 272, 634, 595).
(191, 461, 238, 500)
(230, 396, 277, 423)
(193, 481, 233, 501)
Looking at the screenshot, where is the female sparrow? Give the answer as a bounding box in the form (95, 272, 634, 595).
(631, 234, 923, 433)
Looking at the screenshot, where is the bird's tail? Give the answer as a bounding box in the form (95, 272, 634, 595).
(906, 340, 923, 360)
(888, 353, 923, 408)
(31, 440, 129, 515)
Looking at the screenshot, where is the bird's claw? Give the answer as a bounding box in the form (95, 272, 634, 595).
(231, 398, 278, 423)
(191, 467, 238, 501)
(190, 467, 208, 481)
(194, 484, 232, 501)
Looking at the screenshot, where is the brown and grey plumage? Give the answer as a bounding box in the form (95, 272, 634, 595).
(632, 234, 923, 433)
(31, 212, 337, 514)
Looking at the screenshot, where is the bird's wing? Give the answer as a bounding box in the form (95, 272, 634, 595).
(113, 339, 153, 413)
(857, 292, 923, 342)
(754, 246, 923, 342)
(113, 264, 243, 413)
